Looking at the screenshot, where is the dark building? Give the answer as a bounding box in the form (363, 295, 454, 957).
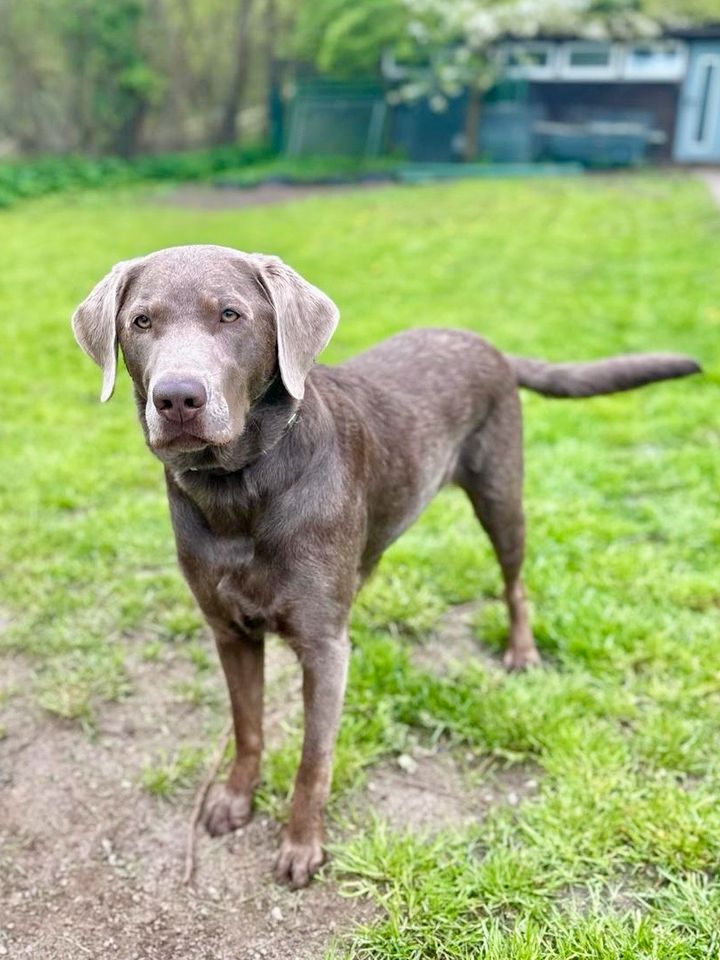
(284, 26, 720, 168)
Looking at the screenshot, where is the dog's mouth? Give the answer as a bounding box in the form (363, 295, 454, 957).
(150, 424, 212, 452)
(149, 418, 239, 453)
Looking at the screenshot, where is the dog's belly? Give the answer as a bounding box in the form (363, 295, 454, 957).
(361, 443, 460, 574)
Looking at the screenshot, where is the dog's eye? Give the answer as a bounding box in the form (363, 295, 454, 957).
(220, 308, 240, 323)
(133, 314, 152, 330)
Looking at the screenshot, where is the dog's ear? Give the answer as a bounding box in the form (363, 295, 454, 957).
(71, 258, 140, 402)
(251, 254, 339, 400)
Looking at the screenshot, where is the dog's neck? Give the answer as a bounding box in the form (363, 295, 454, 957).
(156, 377, 322, 533)
(185, 408, 300, 477)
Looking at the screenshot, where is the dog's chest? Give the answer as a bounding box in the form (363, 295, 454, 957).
(173, 474, 308, 637)
(212, 550, 282, 632)
(189, 520, 293, 634)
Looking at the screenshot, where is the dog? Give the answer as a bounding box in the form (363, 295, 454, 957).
(72, 244, 700, 887)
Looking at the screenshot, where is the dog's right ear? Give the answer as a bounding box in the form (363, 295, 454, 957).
(71, 258, 140, 402)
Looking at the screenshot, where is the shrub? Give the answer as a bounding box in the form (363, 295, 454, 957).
(0, 142, 272, 208)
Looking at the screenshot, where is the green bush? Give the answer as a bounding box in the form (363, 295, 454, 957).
(213, 154, 404, 187)
(0, 143, 272, 208)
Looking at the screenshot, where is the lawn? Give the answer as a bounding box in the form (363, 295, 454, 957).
(1, 174, 719, 958)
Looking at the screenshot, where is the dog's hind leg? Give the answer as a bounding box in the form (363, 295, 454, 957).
(455, 389, 540, 670)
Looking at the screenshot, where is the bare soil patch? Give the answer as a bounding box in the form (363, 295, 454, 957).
(412, 600, 501, 675)
(699, 169, 720, 209)
(0, 640, 370, 960)
(366, 750, 540, 835)
(157, 182, 391, 211)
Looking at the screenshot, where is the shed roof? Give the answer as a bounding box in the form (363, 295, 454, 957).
(502, 24, 720, 42)
(666, 23, 720, 39)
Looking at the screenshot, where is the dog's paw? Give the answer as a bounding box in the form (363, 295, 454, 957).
(503, 646, 541, 671)
(274, 836, 325, 889)
(202, 782, 253, 837)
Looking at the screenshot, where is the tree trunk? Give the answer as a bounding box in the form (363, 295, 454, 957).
(216, 0, 255, 145)
(114, 98, 150, 158)
(262, 0, 277, 141)
(463, 86, 482, 162)
(71, 35, 94, 152)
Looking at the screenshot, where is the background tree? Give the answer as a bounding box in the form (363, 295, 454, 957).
(216, 0, 256, 145)
(54, 0, 164, 156)
(0, 0, 717, 158)
(292, 0, 412, 79)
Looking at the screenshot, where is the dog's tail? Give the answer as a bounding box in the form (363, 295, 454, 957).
(508, 353, 701, 398)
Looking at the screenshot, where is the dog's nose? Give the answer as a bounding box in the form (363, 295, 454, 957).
(152, 377, 207, 423)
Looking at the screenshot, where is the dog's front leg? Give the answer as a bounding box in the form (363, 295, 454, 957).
(275, 628, 350, 889)
(203, 625, 264, 835)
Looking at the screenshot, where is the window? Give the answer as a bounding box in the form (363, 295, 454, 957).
(569, 46, 611, 68)
(624, 41, 687, 81)
(560, 42, 618, 79)
(498, 38, 688, 85)
(502, 43, 555, 79)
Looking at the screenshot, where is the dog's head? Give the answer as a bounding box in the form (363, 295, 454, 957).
(72, 245, 338, 457)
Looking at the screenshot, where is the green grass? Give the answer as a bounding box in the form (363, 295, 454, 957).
(141, 745, 207, 798)
(1, 173, 719, 957)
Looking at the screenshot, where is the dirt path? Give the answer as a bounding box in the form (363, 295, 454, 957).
(698, 169, 720, 208)
(157, 181, 391, 211)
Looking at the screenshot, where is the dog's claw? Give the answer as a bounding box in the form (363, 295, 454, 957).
(274, 836, 325, 889)
(202, 782, 253, 836)
(503, 646, 542, 671)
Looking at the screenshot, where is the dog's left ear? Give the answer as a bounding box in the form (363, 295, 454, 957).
(71, 258, 141, 402)
(251, 254, 339, 400)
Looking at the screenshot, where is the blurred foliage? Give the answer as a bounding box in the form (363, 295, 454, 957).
(647, 0, 720, 17)
(293, 0, 413, 78)
(0, 148, 407, 209)
(213, 153, 404, 186)
(0, 143, 271, 207)
(53, 0, 165, 156)
(0, 0, 717, 159)
(295, 0, 720, 80)
(0, 0, 295, 157)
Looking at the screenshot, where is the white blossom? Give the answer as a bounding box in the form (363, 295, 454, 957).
(396, 0, 662, 106)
